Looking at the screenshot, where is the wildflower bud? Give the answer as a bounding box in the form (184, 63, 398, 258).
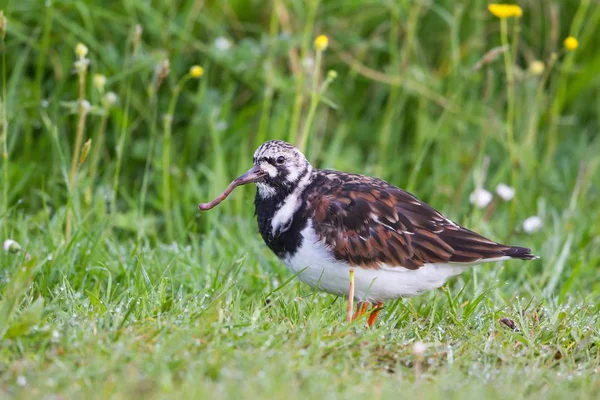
(154, 59, 170, 90)
(327, 70, 338, 80)
(3, 239, 22, 253)
(103, 91, 118, 107)
(189, 65, 204, 78)
(75, 42, 88, 58)
(79, 139, 92, 165)
(0, 11, 7, 40)
(564, 36, 578, 51)
(134, 24, 143, 44)
(133, 24, 143, 55)
(314, 35, 329, 52)
(93, 74, 107, 91)
(528, 60, 545, 76)
(495, 183, 515, 201)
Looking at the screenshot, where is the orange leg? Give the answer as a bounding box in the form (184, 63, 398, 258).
(352, 302, 369, 320)
(367, 302, 384, 327)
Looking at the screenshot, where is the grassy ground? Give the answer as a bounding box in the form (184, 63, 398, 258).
(1, 0, 600, 398)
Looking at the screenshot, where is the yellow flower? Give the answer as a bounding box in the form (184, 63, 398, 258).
(314, 35, 329, 52)
(488, 4, 523, 19)
(75, 42, 88, 58)
(564, 36, 578, 51)
(528, 60, 545, 76)
(190, 65, 204, 78)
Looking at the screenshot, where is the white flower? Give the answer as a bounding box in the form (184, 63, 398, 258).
(3, 239, 21, 253)
(93, 74, 107, 91)
(73, 58, 90, 73)
(495, 183, 515, 201)
(301, 56, 315, 71)
(523, 216, 543, 234)
(412, 341, 426, 357)
(80, 99, 91, 112)
(528, 60, 545, 76)
(213, 37, 232, 51)
(16, 375, 27, 387)
(469, 188, 493, 208)
(104, 92, 118, 106)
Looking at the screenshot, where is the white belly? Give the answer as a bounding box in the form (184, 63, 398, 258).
(283, 224, 472, 302)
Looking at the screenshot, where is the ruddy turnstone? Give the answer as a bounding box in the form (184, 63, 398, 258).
(199, 140, 537, 326)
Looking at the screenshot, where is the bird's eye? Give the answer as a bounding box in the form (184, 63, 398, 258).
(276, 156, 285, 165)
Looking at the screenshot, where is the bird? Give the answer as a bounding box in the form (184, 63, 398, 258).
(198, 140, 537, 327)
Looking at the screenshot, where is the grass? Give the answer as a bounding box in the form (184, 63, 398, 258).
(1, 0, 600, 398)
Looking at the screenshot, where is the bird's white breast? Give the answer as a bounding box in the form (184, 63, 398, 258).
(283, 222, 472, 302)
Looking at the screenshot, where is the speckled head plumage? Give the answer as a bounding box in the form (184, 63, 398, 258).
(252, 140, 313, 198)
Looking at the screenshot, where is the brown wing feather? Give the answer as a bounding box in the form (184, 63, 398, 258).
(306, 171, 535, 269)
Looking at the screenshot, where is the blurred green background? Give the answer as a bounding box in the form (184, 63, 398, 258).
(0, 0, 599, 398)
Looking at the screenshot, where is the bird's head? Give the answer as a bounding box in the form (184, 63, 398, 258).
(197, 140, 313, 210)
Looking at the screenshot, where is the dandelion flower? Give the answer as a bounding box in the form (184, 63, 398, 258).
(93, 74, 106, 91)
(190, 65, 204, 78)
(469, 188, 493, 209)
(3, 239, 21, 253)
(75, 42, 88, 58)
(488, 4, 523, 19)
(314, 35, 329, 52)
(564, 36, 578, 51)
(495, 183, 515, 201)
(523, 216, 543, 234)
(528, 60, 545, 76)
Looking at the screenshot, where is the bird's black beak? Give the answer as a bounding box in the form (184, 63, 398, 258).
(233, 165, 266, 185)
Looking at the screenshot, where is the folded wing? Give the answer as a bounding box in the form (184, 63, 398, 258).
(305, 172, 535, 269)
